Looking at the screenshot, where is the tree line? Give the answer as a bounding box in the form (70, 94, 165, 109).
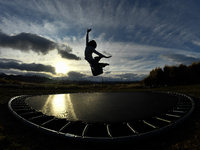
(142, 61, 200, 86)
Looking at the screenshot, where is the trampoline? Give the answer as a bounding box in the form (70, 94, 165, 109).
(8, 91, 194, 142)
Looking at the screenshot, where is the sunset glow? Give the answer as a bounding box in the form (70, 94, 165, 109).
(55, 61, 69, 74)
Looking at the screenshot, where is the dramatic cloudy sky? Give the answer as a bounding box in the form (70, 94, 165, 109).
(1, 0, 200, 81)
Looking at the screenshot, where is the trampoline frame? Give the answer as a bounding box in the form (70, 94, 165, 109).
(8, 91, 195, 142)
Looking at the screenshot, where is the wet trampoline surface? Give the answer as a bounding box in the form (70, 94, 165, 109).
(8, 92, 195, 142)
(25, 92, 178, 123)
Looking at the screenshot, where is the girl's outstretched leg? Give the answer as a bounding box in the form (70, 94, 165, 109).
(100, 63, 109, 67)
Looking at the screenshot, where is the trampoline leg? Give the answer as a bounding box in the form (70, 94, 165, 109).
(127, 123, 139, 135)
(28, 115, 44, 121)
(171, 110, 187, 113)
(155, 117, 171, 123)
(82, 124, 90, 137)
(59, 122, 71, 132)
(142, 120, 157, 129)
(165, 114, 181, 118)
(106, 124, 112, 138)
(41, 118, 55, 126)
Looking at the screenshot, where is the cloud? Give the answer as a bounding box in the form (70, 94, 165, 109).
(160, 54, 200, 65)
(1, 0, 199, 51)
(192, 41, 200, 47)
(104, 71, 111, 75)
(0, 58, 22, 63)
(57, 44, 81, 60)
(0, 58, 56, 74)
(0, 31, 81, 60)
(67, 71, 86, 78)
(0, 31, 55, 54)
(0, 68, 53, 78)
(115, 73, 138, 79)
(114, 73, 147, 81)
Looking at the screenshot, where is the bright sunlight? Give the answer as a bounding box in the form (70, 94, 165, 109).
(55, 61, 69, 74)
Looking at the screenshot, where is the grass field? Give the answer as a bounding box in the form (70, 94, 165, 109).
(0, 83, 200, 150)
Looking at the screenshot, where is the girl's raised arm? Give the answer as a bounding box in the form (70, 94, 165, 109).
(86, 29, 91, 46)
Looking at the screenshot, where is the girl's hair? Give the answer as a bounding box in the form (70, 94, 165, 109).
(88, 40, 97, 48)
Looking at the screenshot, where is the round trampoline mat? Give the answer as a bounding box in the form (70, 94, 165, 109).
(25, 92, 178, 123)
(8, 91, 194, 142)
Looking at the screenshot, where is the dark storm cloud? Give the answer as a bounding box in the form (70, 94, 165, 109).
(160, 54, 200, 65)
(0, 31, 81, 60)
(0, 58, 55, 74)
(58, 49, 81, 60)
(67, 71, 86, 78)
(0, 31, 55, 54)
(0, 68, 52, 78)
(104, 71, 111, 75)
(0, 58, 22, 63)
(57, 44, 81, 60)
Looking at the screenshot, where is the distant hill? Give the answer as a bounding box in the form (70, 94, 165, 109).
(0, 73, 52, 83)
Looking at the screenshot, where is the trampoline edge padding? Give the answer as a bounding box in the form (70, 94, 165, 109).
(8, 91, 195, 142)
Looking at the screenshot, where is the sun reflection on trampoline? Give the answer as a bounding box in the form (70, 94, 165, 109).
(50, 94, 67, 118)
(43, 94, 78, 120)
(65, 94, 78, 121)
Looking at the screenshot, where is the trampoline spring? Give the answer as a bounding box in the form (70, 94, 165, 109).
(11, 106, 26, 108)
(59, 122, 71, 132)
(142, 120, 157, 129)
(165, 114, 181, 118)
(20, 111, 35, 116)
(11, 102, 24, 105)
(11, 105, 27, 108)
(155, 117, 171, 123)
(178, 102, 191, 104)
(176, 105, 191, 107)
(176, 107, 191, 110)
(11, 104, 21, 106)
(170, 110, 188, 113)
(127, 123, 139, 134)
(41, 118, 55, 126)
(106, 124, 112, 138)
(82, 124, 90, 137)
(28, 115, 44, 121)
(14, 108, 30, 112)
